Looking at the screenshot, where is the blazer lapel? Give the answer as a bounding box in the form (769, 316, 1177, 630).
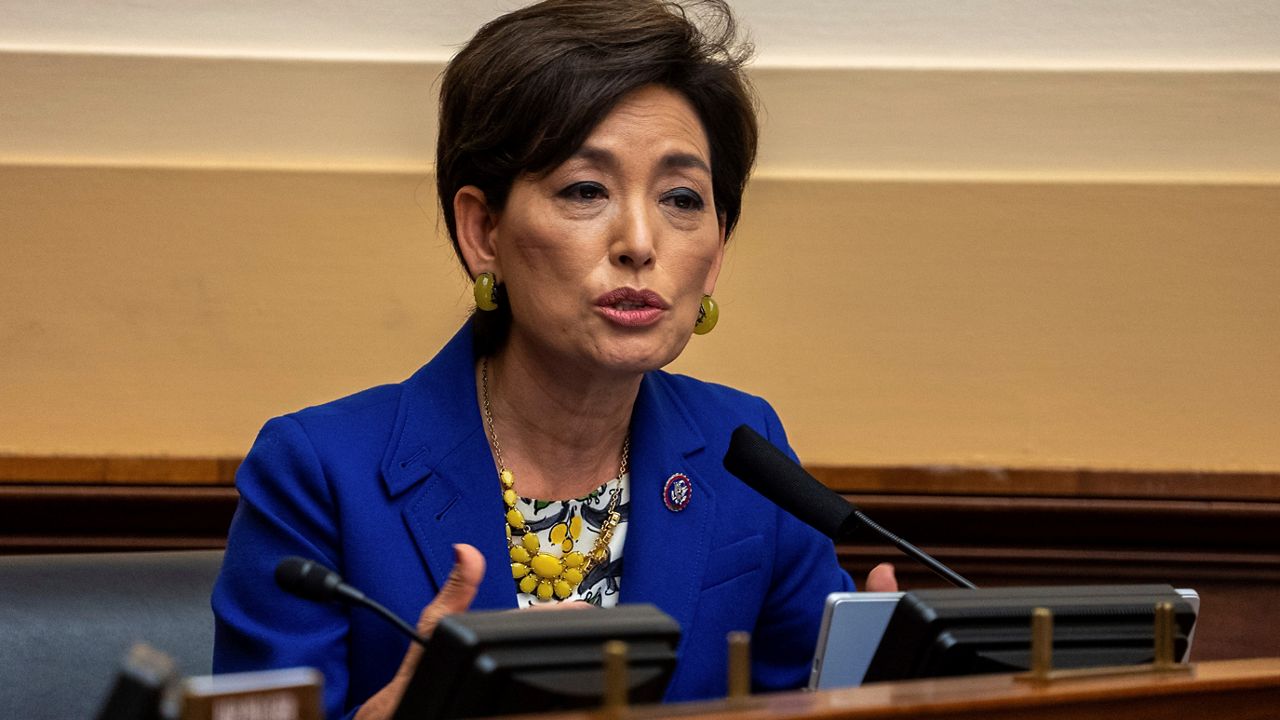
(380, 323, 517, 611)
(619, 374, 712, 635)
(401, 431, 517, 611)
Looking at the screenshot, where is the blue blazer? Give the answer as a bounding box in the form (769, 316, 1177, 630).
(213, 323, 853, 719)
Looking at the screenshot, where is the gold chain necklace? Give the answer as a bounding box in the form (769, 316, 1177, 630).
(481, 358, 626, 601)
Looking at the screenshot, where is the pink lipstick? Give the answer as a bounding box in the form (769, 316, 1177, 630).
(595, 287, 668, 327)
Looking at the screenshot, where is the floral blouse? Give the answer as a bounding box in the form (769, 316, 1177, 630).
(512, 473, 630, 607)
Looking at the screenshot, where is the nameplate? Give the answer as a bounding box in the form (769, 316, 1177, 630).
(180, 667, 322, 720)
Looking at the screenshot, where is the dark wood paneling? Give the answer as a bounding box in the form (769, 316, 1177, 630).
(0, 485, 237, 553)
(837, 494, 1280, 663)
(811, 465, 1280, 501)
(1, 455, 1276, 661)
(843, 494, 1280, 555)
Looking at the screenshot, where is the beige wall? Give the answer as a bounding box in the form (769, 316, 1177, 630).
(3, 43, 1279, 469)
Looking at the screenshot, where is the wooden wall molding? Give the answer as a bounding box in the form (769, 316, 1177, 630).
(5, 455, 1279, 500)
(810, 466, 1280, 502)
(0, 455, 239, 485)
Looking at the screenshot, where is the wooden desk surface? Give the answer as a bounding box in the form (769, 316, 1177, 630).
(511, 657, 1280, 720)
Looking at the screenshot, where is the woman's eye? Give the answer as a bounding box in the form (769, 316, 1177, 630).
(559, 182, 607, 202)
(662, 189, 705, 212)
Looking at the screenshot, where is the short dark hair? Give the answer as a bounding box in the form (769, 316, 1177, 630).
(436, 0, 758, 268)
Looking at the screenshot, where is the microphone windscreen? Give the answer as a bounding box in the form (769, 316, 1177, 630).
(275, 557, 341, 601)
(724, 425, 855, 539)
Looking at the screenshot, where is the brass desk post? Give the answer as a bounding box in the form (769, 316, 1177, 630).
(1029, 607, 1054, 680)
(603, 640, 629, 716)
(727, 631, 751, 701)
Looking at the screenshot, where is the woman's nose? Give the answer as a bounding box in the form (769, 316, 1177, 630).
(611, 202, 656, 269)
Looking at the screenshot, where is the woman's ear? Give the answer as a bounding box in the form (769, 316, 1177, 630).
(454, 186, 500, 278)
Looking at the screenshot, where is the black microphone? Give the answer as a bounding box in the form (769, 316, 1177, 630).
(275, 557, 428, 646)
(724, 425, 977, 589)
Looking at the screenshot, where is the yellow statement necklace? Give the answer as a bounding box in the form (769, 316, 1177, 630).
(481, 358, 626, 601)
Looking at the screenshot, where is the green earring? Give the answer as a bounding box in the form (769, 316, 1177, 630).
(474, 272, 498, 311)
(693, 294, 718, 335)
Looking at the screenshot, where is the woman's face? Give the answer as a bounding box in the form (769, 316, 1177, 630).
(484, 84, 725, 376)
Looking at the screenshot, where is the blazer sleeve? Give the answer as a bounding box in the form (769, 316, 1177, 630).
(749, 398, 856, 691)
(211, 416, 360, 720)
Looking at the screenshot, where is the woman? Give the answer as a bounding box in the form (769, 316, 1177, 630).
(212, 1, 895, 718)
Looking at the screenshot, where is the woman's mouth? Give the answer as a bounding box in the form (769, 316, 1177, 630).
(595, 288, 668, 327)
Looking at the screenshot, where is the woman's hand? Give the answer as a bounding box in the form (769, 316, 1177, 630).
(354, 544, 486, 720)
(865, 562, 899, 592)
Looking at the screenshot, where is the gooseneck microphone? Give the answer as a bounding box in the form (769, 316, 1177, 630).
(724, 425, 977, 590)
(275, 557, 429, 646)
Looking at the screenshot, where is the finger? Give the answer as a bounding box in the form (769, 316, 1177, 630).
(864, 562, 899, 592)
(415, 543, 487, 637)
(391, 544, 486, 685)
